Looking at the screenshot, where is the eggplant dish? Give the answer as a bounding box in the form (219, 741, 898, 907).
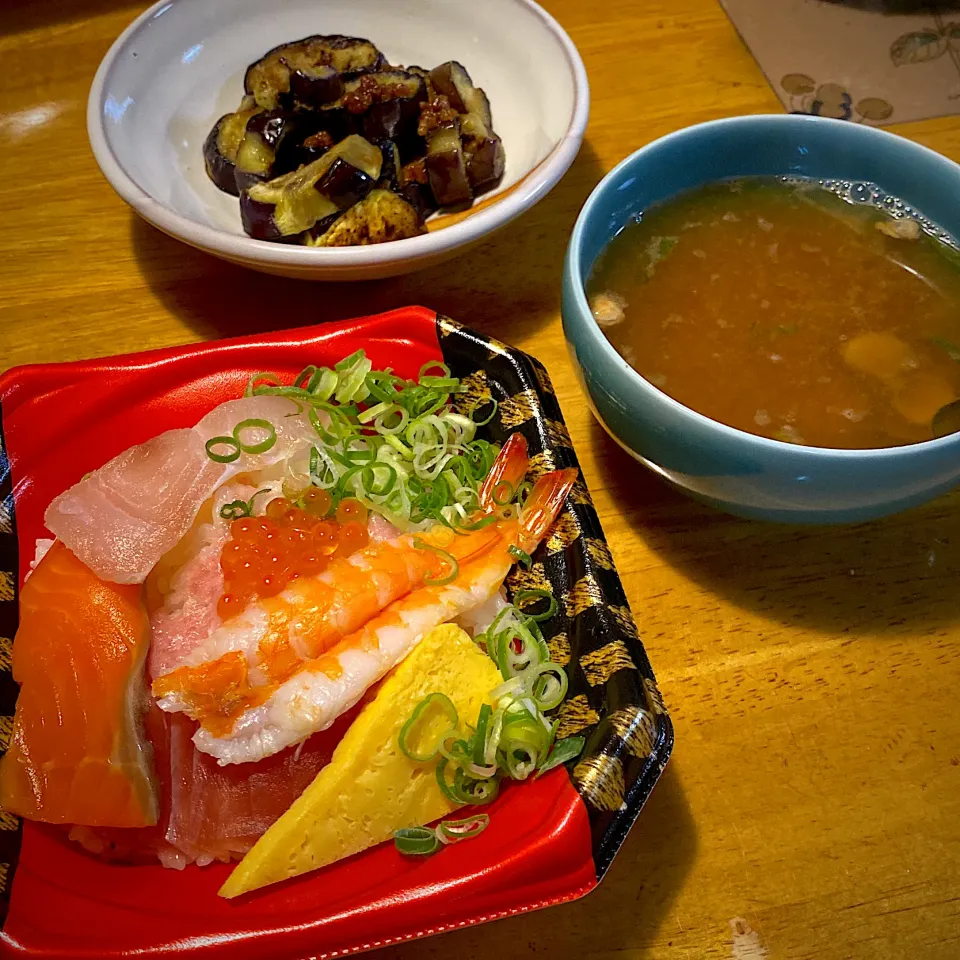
(203, 35, 506, 246)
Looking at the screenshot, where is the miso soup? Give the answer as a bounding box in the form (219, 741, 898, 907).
(587, 177, 960, 449)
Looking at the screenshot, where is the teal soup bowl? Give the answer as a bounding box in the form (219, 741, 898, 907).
(562, 114, 960, 524)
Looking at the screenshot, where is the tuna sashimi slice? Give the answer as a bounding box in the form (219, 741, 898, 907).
(164, 710, 357, 865)
(0, 541, 158, 827)
(68, 707, 359, 867)
(44, 396, 315, 585)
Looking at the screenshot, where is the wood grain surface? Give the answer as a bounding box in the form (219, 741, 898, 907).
(4, 1, 960, 957)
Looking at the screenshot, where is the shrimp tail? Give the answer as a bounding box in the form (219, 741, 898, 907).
(518, 468, 579, 548)
(479, 433, 529, 509)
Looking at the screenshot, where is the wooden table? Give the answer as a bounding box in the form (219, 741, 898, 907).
(5, 0, 960, 957)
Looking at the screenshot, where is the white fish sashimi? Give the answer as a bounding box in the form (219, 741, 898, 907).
(45, 397, 314, 584)
(194, 397, 315, 478)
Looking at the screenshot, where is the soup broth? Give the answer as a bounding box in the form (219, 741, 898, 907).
(587, 177, 960, 449)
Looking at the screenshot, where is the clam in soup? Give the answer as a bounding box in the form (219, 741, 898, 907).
(587, 178, 960, 449)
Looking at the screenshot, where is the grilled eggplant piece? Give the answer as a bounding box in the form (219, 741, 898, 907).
(240, 134, 382, 241)
(316, 157, 375, 211)
(244, 35, 384, 110)
(203, 95, 262, 196)
(399, 157, 437, 220)
(307, 188, 425, 246)
(424, 117, 472, 207)
(428, 61, 493, 126)
(325, 71, 428, 141)
(375, 139, 402, 191)
(460, 111, 505, 190)
(277, 129, 336, 172)
(289, 65, 344, 107)
(405, 65, 437, 98)
(233, 109, 305, 192)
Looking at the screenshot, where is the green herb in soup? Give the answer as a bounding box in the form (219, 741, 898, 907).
(587, 177, 960, 449)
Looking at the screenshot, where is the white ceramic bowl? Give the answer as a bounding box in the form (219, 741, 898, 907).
(87, 0, 589, 281)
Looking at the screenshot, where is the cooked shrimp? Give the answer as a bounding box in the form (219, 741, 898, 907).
(152, 434, 533, 733)
(186, 465, 578, 764)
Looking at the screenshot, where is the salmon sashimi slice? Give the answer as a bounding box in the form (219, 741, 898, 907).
(45, 396, 317, 585)
(0, 541, 158, 827)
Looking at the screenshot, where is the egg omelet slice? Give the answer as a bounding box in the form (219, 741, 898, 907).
(219, 623, 501, 898)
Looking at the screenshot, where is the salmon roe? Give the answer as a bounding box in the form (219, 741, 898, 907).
(217, 496, 369, 619)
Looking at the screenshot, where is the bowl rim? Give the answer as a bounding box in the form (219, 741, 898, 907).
(566, 112, 960, 461)
(87, 0, 590, 268)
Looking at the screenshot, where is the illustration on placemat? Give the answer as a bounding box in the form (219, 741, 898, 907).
(780, 74, 893, 122)
(891, 7, 960, 97)
(721, 0, 960, 125)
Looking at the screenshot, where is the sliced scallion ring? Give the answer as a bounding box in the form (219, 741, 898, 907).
(513, 588, 558, 622)
(508, 545, 533, 569)
(526, 662, 569, 711)
(205, 436, 241, 463)
(436, 813, 490, 844)
(472, 704, 492, 765)
(453, 766, 499, 804)
(412, 537, 460, 587)
(218, 488, 271, 521)
(232, 418, 277, 455)
(398, 693, 459, 763)
(393, 827, 440, 856)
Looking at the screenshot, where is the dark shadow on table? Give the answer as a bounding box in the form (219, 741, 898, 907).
(131, 141, 604, 348)
(587, 415, 960, 637)
(5, 0, 143, 36)
(378, 765, 697, 960)
(823, 0, 960, 10)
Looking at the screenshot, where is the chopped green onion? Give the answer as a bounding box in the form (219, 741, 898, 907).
(468, 398, 498, 426)
(232, 418, 277, 455)
(412, 537, 460, 587)
(538, 736, 586, 775)
(244, 372, 285, 396)
(484, 706, 505, 767)
(436, 814, 489, 844)
(453, 767, 499, 804)
(242, 350, 525, 533)
(513, 588, 558, 622)
(491, 480, 515, 506)
(419, 360, 452, 380)
(393, 827, 440, 856)
(515, 480, 534, 506)
(398, 693, 459, 763)
(500, 736, 545, 780)
(472, 704, 492, 765)
(527, 662, 569, 711)
(219, 488, 270, 521)
(437, 732, 472, 764)
(508, 545, 533, 570)
(435, 757, 460, 804)
(205, 436, 241, 463)
(394, 814, 490, 856)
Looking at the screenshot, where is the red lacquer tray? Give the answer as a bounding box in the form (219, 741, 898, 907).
(0, 307, 672, 959)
